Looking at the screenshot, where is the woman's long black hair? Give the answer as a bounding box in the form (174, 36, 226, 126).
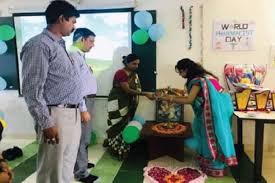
(175, 58, 218, 85)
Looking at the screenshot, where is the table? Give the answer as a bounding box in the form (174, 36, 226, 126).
(234, 111, 275, 181)
(140, 122, 193, 162)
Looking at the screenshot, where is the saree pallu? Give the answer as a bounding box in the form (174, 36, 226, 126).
(185, 77, 238, 177)
(104, 72, 141, 160)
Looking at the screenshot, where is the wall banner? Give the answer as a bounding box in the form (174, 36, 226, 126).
(213, 20, 255, 51)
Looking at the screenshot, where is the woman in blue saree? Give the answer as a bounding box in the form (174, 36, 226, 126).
(157, 58, 238, 177)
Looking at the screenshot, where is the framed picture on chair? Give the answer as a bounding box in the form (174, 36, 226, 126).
(155, 100, 184, 122)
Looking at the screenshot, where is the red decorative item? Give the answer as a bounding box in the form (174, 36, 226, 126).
(144, 166, 207, 183)
(177, 168, 202, 182)
(147, 167, 171, 183)
(151, 122, 186, 135)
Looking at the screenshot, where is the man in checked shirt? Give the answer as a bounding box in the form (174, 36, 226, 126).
(69, 28, 98, 183)
(20, 1, 83, 182)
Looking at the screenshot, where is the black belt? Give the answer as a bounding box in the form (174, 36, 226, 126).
(86, 94, 96, 98)
(48, 104, 79, 108)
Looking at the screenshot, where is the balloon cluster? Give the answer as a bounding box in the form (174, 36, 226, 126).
(122, 114, 145, 144)
(0, 25, 15, 55)
(0, 24, 14, 91)
(132, 11, 165, 45)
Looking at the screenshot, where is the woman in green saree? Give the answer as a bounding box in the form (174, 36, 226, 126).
(103, 53, 150, 160)
(157, 58, 238, 177)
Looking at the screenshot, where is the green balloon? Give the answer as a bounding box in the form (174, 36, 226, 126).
(132, 29, 149, 45)
(122, 126, 140, 144)
(0, 25, 15, 41)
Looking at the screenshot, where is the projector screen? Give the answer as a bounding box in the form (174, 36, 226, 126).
(14, 11, 132, 96)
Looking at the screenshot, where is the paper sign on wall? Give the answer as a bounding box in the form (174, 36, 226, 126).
(213, 20, 255, 51)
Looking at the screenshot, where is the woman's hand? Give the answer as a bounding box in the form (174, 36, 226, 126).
(142, 92, 156, 100)
(159, 95, 174, 102)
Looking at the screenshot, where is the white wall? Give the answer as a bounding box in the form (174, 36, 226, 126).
(203, 0, 275, 87)
(137, 0, 275, 146)
(136, 0, 204, 123)
(0, 91, 35, 138)
(0, 0, 275, 146)
(202, 0, 275, 146)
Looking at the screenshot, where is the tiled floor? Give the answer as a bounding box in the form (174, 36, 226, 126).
(0, 138, 105, 183)
(245, 146, 275, 183)
(21, 144, 106, 183)
(1, 138, 275, 183)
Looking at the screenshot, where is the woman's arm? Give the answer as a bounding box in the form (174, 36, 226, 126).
(159, 85, 201, 104)
(120, 82, 142, 96)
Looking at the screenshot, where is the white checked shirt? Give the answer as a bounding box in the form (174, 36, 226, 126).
(21, 29, 83, 130)
(69, 45, 97, 112)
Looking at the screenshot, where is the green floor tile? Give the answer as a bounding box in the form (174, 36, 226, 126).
(207, 176, 236, 183)
(9, 141, 38, 169)
(113, 170, 144, 183)
(12, 155, 36, 183)
(91, 151, 122, 183)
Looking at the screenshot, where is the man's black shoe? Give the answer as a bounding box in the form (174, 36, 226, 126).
(79, 174, 98, 183)
(87, 162, 95, 169)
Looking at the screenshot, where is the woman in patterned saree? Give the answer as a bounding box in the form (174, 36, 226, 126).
(103, 53, 150, 160)
(157, 58, 238, 177)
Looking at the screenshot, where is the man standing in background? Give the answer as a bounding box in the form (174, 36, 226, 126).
(69, 28, 98, 183)
(21, 1, 82, 182)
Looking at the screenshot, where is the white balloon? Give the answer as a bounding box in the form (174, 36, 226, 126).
(134, 11, 153, 30)
(128, 120, 142, 130)
(148, 24, 165, 42)
(0, 76, 7, 90)
(0, 40, 8, 55)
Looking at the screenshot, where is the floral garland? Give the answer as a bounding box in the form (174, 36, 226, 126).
(163, 174, 185, 183)
(180, 6, 185, 29)
(151, 122, 186, 135)
(188, 5, 194, 50)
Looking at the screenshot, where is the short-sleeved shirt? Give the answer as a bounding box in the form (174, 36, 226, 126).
(113, 69, 128, 87)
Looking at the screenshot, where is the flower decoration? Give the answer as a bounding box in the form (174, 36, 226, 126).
(144, 166, 207, 183)
(163, 174, 185, 183)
